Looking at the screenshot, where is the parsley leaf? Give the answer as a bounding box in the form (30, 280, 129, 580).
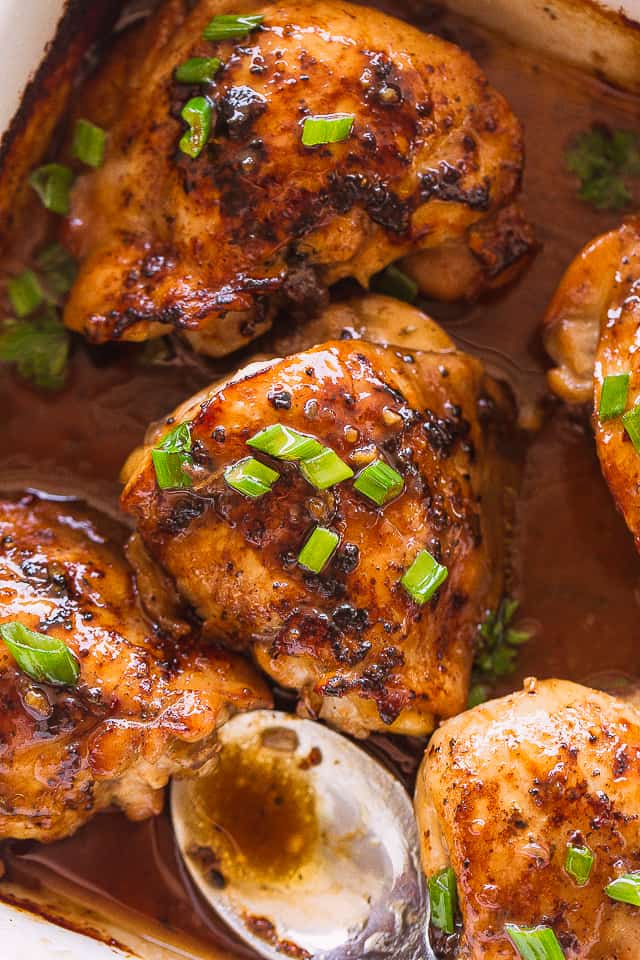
(565, 125, 640, 211)
(0, 306, 70, 390)
(468, 598, 529, 707)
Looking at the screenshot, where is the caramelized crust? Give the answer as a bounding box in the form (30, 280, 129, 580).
(0, 494, 271, 842)
(416, 679, 640, 959)
(62, 0, 525, 355)
(122, 326, 510, 736)
(544, 219, 640, 549)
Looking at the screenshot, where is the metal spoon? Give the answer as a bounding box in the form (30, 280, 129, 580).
(171, 710, 434, 960)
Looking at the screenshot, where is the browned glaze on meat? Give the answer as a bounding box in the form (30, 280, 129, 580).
(121, 330, 509, 736)
(0, 493, 271, 842)
(416, 678, 640, 959)
(0, 2, 640, 957)
(62, 0, 527, 355)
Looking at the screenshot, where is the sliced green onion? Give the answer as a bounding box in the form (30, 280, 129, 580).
(302, 114, 355, 148)
(401, 550, 448, 604)
(28, 163, 74, 215)
(202, 13, 264, 41)
(371, 264, 418, 304)
(428, 867, 458, 935)
(605, 871, 640, 906)
(36, 243, 77, 297)
(299, 448, 354, 490)
(175, 56, 222, 84)
(505, 924, 565, 960)
(72, 118, 106, 168)
(622, 404, 640, 453)
(152, 422, 194, 489)
(247, 423, 323, 461)
(298, 526, 339, 574)
(0, 308, 69, 391)
(225, 456, 279, 498)
(8, 270, 43, 317)
(0, 621, 79, 686)
(179, 96, 212, 159)
(565, 844, 594, 886)
(599, 372, 630, 421)
(353, 458, 404, 506)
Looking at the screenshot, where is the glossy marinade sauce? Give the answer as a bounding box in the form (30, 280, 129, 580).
(1, 3, 640, 957)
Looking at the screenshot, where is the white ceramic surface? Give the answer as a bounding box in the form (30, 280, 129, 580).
(0, 901, 133, 959)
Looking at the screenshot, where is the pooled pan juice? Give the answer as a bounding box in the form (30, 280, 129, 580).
(1, 0, 640, 957)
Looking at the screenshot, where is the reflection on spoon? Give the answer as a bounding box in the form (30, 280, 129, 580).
(171, 710, 433, 960)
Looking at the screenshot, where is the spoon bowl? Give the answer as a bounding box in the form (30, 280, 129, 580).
(171, 710, 432, 960)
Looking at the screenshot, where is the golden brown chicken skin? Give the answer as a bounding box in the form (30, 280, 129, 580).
(0, 494, 271, 842)
(62, 0, 526, 356)
(416, 678, 640, 960)
(544, 219, 640, 549)
(121, 323, 510, 737)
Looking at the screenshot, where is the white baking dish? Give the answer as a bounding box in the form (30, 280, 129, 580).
(0, 0, 638, 956)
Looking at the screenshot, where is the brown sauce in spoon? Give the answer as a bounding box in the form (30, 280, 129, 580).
(1, 3, 640, 956)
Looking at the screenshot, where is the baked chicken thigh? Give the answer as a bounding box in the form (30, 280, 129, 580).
(544, 219, 640, 548)
(62, 0, 526, 355)
(121, 302, 510, 736)
(0, 494, 270, 842)
(416, 678, 640, 959)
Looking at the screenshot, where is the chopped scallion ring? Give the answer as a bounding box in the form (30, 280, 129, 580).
(224, 456, 279, 498)
(0, 621, 79, 686)
(353, 458, 404, 506)
(28, 163, 74, 215)
(298, 526, 339, 574)
(565, 843, 594, 886)
(248, 423, 323, 461)
(299, 448, 354, 490)
(605, 871, 640, 906)
(72, 118, 106, 168)
(179, 96, 213, 158)
(371, 264, 418, 304)
(401, 549, 448, 604)
(8, 270, 44, 318)
(505, 924, 565, 960)
(599, 372, 630, 421)
(428, 867, 458, 935)
(202, 13, 264, 41)
(622, 404, 640, 452)
(152, 422, 194, 489)
(175, 56, 222, 84)
(301, 114, 355, 147)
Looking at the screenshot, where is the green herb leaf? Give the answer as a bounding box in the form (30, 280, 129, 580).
(565, 844, 594, 886)
(622, 404, 640, 452)
(353, 458, 404, 506)
(301, 114, 355, 147)
(505, 924, 565, 960)
(599, 373, 630, 422)
(152, 422, 194, 489)
(29, 163, 74, 215)
(248, 423, 324, 461)
(179, 96, 213, 159)
(72, 118, 106, 168)
(472, 598, 530, 688)
(36, 243, 77, 299)
(429, 867, 458, 935)
(401, 550, 448, 604)
(224, 456, 280, 498)
(605, 871, 640, 906)
(370, 264, 418, 304)
(8, 270, 44, 317)
(202, 13, 264, 41)
(0, 621, 79, 686)
(299, 448, 354, 490)
(175, 56, 222, 84)
(565, 126, 640, 211)
(0, 307, 70, 390)
(298, 526, 340, 574)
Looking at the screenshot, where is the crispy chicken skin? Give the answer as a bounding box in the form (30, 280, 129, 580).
(121, 305, 510, 736)
(544, 219, 640, 548)
(62, 0, 526, 356)
(416, 678, 640, 960)
(0, 494, 271, 842)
